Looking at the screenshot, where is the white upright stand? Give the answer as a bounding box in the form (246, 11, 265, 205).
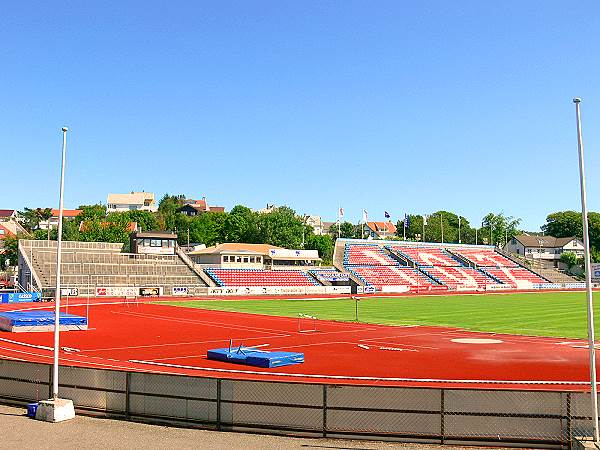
(36, 127, 75, 423)
(573, 98, 599, 443)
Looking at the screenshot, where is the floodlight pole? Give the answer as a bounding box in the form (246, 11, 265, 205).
(52, 127, 68, 399)
(574, 97, 599, 442)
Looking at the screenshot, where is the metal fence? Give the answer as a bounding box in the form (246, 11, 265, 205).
(0, 358, 594, 448)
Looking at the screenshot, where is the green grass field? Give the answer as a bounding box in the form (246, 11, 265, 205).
(163, 291, 600, 339)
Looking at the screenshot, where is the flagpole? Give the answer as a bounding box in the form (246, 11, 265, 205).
(52, 127, 68, 400)
(403, 214, 406, 241)
(338, 205, 341, 238)
(574, 97, 599, 442)
(440, 213, 444, 244)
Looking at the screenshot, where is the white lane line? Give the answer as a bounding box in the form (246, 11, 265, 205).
(78, 336, 282, 353)
(128, 358, 595, 386)
(362, 340, 438, 350)
(113, 310, 289, 335)
(0, 337, 53, 351)
(0, 345, 190, 377)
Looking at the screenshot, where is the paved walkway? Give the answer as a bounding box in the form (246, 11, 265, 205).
(0, 403, 489, 449)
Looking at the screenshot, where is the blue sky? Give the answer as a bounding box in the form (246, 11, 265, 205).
(2, 1, 599, 231)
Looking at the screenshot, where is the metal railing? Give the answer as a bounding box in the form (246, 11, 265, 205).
(0, 358, 593, 448)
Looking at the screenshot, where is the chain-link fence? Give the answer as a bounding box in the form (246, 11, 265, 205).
(0, 358, 596, 448)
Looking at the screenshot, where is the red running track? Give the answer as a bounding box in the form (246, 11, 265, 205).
(0, 298, 595, 391)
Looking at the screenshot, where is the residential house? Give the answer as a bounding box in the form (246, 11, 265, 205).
(0, 210, 18, 222)
(39, 209, 82, 230)
(107, 192, 157, 212)
(179, 198, 225, 216)
(365, 221, 397, 239)
(503, 234, 584, 268)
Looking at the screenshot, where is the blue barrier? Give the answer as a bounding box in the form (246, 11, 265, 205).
(0, 292, 41, 303)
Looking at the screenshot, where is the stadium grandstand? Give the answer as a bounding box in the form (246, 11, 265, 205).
(15, 234, 575, 298)
(189, 243, 327, 289)
(18, 238, 208, 297)
(334, 238, 555, 292)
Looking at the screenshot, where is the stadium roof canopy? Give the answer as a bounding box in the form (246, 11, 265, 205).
(189, 243, 282, 256)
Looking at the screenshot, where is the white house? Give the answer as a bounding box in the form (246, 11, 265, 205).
(107, 192, 157, 212)
(503, 234, 584, 267)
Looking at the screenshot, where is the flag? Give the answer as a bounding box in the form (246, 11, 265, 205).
(384, 211, 390, 219)
(404, 213, 410, 229)
(423, 214, 428, 226)
(362, 209, 368, 222)
(339, 207, 344, 218)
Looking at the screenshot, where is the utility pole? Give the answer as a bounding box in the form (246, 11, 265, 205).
(573, 97, 599, 442)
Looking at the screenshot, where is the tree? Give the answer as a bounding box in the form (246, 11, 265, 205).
(224, 205, 259, 243)
(256, 206, 305, 248)
(328, 221, 357, 239)
(305, 234, 334, 264)
(78, 204, 106, 222)
(411, 211, 471, 244)
(18, 207, 53, 232)
(560, 251, 578, 270)
(187, 212, 227, 246)
(158, 194, 185, 231)
(542, 211, 583, 239)
(1, 234, 21, 266)
(114, 210, 159, 232)
(542, 211, 600, 262)
(482, 212, 522, 247)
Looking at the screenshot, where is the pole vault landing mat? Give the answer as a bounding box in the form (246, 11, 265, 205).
(207, 347, 304, 368)
(0, 311, 88, 333)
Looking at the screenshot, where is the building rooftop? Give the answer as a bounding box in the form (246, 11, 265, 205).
(513, 235, 580, 248)
(190, 243, 282, 256)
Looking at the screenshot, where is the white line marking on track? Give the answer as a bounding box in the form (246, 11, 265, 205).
(0, 345, 190, 377)
(113, 310, 290, 336)
(364, 341, 437, 350)
(0, 337, 53, 351)
(78, 336, 280, 353)
(127, 359, 597, 386)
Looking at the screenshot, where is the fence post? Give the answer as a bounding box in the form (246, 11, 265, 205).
(216, 378, 221, 431)
(48, 364, 53, 399)
(322, 385, 328, 438)
(125, 372, 131, 418)
(440, 389, 445, 444)
(566, 392, 572, 447)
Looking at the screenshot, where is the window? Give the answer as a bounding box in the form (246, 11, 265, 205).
(243, 257, 249, 263)
(150, 239, 161, 247)
(236, 256, 242, 263)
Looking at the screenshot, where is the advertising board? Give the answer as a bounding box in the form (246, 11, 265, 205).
(316, 272, 350, 282)
(172, 286, 188, 296)
(0, 292, 42, 303)
(96, 287, 138, 297)
(61, 288, 79, 296)
(592, 263, 600, 283)
(139, 287, 161, 296)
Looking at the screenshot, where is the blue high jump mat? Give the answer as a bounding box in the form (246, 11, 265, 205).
(0, 311, 88, 333)
(207, 346, 304, 368)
